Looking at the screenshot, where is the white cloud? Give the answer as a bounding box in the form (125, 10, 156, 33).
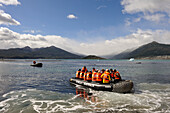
(0, 0, 20, 6)
(0, 27, 79, 52)
(23, 30, 41, 34)
(125, 18, 131, 26)
(0, 27, 170, 56)
(67, 14, 77, 19)
(143, 14, 165, 22)
(121, 0, 170, 15)
(97, 5, 107, 10)
(0, 10, 20, 25)
(121, 0, 170, 23)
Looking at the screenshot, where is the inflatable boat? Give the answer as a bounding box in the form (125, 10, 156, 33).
(30, 63, 43, 67)
(70, 78, 133, 93)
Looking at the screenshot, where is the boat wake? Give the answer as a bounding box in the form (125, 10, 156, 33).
(0, 84, 169, 113)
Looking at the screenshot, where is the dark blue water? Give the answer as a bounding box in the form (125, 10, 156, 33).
(0, 59, 170, 113)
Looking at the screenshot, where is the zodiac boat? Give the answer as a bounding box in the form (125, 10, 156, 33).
(30, 63, 43, 67)
(70, 78, 134, 93)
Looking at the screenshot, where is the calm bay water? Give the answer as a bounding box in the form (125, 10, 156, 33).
(0, 59, 169, 113)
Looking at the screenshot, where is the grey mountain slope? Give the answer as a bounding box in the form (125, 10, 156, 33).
(0, 46, 83, 59)
(111, 41, 170, 59)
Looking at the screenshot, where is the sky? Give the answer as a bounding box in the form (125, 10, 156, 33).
(0, 0, 170, 55)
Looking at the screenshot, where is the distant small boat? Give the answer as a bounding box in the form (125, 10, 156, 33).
(30, 63, 43, 67)
(129, 58, 134, 61)
(136, 62, 142, 64)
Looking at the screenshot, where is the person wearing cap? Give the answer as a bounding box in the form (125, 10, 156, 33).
(101, 69, 111, 84)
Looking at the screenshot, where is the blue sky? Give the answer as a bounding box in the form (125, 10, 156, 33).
(5, 0, 126, 38)
(0, 0, 170, 55)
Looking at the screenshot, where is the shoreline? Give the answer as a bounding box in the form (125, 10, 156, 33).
(0, 57, 170, 62)
(137, 55, 170, 60)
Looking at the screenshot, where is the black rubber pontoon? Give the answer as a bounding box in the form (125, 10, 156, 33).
(30, 63, 43, 67)
(70, 78, 133, 93)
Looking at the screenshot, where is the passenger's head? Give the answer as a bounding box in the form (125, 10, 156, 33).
(114, 69, 117, 72)
(106, 69, 109, 72)
(78, 69, 81, 71)
(101, 69, 105, 72)
(33, 61, 36, 64)
(110, 69, 113, 72)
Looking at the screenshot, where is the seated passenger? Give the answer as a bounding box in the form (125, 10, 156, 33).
(86, 71, 92, 82)
(92, 70, 97, 82)
(76, 69, 81, 79)
(113, 69, 122, 83)
(82, 66, 88, 72)
(96, 70, 102, 83)
(33, 61, 36, 64)
(92, 68, 96, 73)
(110, 68, 114, 81)
(79, 70, 85, 80)
(101, 69, 111, 84)
(84, 71, 88, 81)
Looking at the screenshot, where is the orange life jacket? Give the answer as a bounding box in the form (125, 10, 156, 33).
(76, 71, 81, 78)
(96, 72, 102, 82)
(86, 72, 92, 81)
(114, 71, 121, 80)
(84, 72, 87, 81)
(79, 71, 84, 79)
(82, 67, 88, 72)
(110, 72, 114, 78)
(101, 72, 111, 83)
(92, 71, 97, 81)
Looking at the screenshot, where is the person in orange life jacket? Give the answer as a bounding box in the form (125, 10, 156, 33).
(96, 70, 102, 83)
(101, 69, 111, 84)
(84, 71, 88, 81)
(79, 70, 85, 80)
(92, 70, 97, 82)
(110, 68, 114, 78)
(92, 68, 96, 73)
(76, 69, 81, 79)
(86, 71, 92, 82)
(82, 66, 88, 72)
(113, 69, 122, 83)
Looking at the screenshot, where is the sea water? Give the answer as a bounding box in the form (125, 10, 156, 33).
(0, 59, 169, 113)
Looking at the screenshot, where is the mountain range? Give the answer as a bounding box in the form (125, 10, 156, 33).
(0, 46, 83, 59)
(0, 41, 170, 59)
(111, 41, 170, 59)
